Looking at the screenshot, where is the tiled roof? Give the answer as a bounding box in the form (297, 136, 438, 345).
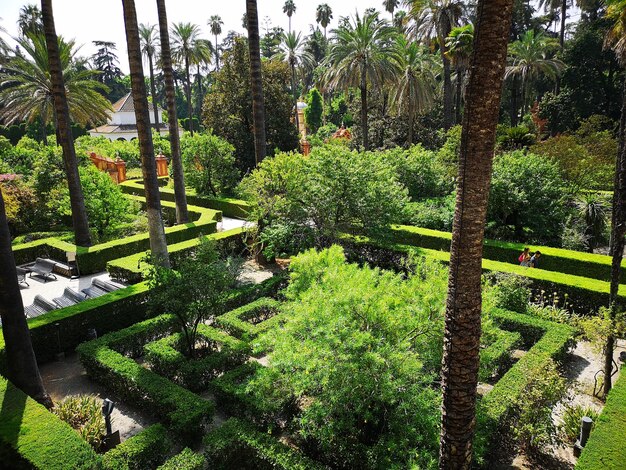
(112, 93, 160, 113)
(89, 123, 177, 134)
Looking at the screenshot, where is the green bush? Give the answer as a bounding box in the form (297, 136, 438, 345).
(305, 87, 324, 133)
(52, 395, 106, 450)
(487, 273, 532, 314)
(215, 297, 282, 341)
(102, 424, 171, 470)
(157, 448, 205, 470)
(560, 404, 599, 443)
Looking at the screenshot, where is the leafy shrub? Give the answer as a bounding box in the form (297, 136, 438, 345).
(305, 87, 324, 133)
(496, 125, 536, 151)
(52, 395, 106, 450)
(157, 448, 205, 470)
(181, 132, 239, 197)
(560, 404, 599, 443)
(102, 424, 171, 470)
(487, 273, 532, 314)
(408, 196, 455, 230)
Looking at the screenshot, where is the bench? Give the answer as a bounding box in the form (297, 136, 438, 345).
(52, 288, 87, 308)
(82, 278, 122, 298)
(16, 267, 30, 286)
(24, 295, 57, 318)
(28, 258, 58, 283)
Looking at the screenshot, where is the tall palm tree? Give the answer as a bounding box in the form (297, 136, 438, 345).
(383, 0, 400, 21)
(246, 0, 267, 165)
(40, 0, 92, 247)
(275, 31, 313, 135)
(316, 4, 333, 39)
(539, 0, 571, 48)
(191, 38, 212, 124)
(393, 10, 409, 32)
(439, 0, 514, 468)
(404, 0, 467, 129)
(18, 3, 43, 37)
(504, 30, 564, 117)
(324, 11, 399, 150)
(0, 188, 51, 407)
(445, 23, 474, 124)
(208, 15, 223, 70)
(283, 0, 297, 34)
(390, 35, 438, 145)
(170, 22, 203, 135)
(122, 0, 170, 267)
(0, 34, 111, 146)
(139, 23, 161, 131)
(156, 0, 188, 224)
(575, 193, 608, 253)
(603, 0, 626, 397)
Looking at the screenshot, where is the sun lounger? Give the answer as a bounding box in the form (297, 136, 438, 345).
(92, 278, 121, 292)
(53, 288, 88, 308)
(29, 258, 58, 283)
(24, 295, 57, 318)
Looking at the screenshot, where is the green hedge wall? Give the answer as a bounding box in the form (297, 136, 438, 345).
(214, 297, 283, 342)
(474, 309, 575, 465)
(389, 224, 626, 283)
(120, 179, 251, 218)
(0, 375, 101, 470)
(204, 418, 327, 470)
(102, 424, 171, 470)
(576, 372, 626, 469)
(157, 448, 206, 470)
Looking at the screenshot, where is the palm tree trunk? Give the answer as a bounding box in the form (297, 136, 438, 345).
(196, 64, 203, 124)
(156, 0, 189, 224)
(185, 56, 194, 135)
(439, 1, 514, 468)
(408, 101, 415, 147)
(41, 0, 91, 247)
(148, 52, 160, 131)
(246, 0, 267, 166)
(604, 74, 626, 397)
(439, 29, 454, 130)
(122, 0, 170, 267)
(291, 62, 300, 136)
(559, 0, 567, 49)
(215, 34, 220, 70)
(510, 76, 519, 126)
(455, 67, 463, 125)
(360, 62, 368, 150)
(0, 187, 52, 408)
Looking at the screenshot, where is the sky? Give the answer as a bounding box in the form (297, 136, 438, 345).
(0, 0, 383, 73)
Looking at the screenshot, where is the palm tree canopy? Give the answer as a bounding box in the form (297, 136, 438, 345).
(275, 31, 314, 70)
(17, 3, 43, 37)
(404, 0, 467, 43)
(505, 30, 564, 84)
(323, 11, 399, 91)
(383, 0, 400, 15)
(0, 33, 111, 127)
(170, 22, 203, 66)
(445, 23, 474, 68)
(316, 3, 334, 29)
(605, 0, 626, 64)
(139, 23, 159, 62)
(283, 0, 297, 18)
(209, 15, 224, 37)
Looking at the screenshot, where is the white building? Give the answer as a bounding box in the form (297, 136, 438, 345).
(88, 93, 182, 141)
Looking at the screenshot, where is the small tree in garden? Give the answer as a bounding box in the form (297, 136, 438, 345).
(305, 87, 324, 133)
(146, 240, 242, 358)
(181, 133, 239, 196)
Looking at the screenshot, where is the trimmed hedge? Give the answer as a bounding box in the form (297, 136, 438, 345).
(157, 447, 206, 470)
(479, 329, 521, 382)
(576, 371, 626, 469)
(11, 197, 219, 275)
(389, 224, 626, 283)
(204, 418, 327, 470)
(120, 179, 251, 218)
(102, 424, 171, 470)
(474, 309, 575, 464)
(144, 325, 250, 392)
(77, 314, 214, 439)
(0, 375, 101, 470)
(214, 297, 283, 341)
(0, 282, 151, 372)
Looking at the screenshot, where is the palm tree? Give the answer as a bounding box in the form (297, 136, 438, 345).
(122, 0, 170, 267)
(316, 4, 333, 39)
(156, 0, 189, 224)
(17, 3, 42, 37)
(383, 0, 400, 21)
(283, 0, 297, 34)
(602, 0, 626, 397)
(445, 23, 474, 124)
(139, 23, 161, 131)
(208, 15, 224, 70)
(40, 0, 92, 248)
(504, 30, 564, 117)
(275, 31, 314, 135)
(390, 35, 438, 145)
(575, 193, 608, 253)
(0, 34, 111, 145)
(439, 0, 514, 468)
(191, 38, 212, 125)
(393, 10, 409, 31)
(323, 11, 398, 150)
(405, 0, 467, 129)
(539, 0, 571, 48)
(171, 22, 203, 135)
(0, 188, 51, 407)
(246, 0, 267, 165)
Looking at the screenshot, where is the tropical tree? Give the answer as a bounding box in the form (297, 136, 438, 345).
(139, 23, 161, 130)
(316, 3, 333, 39)
(275, 32, 314, 135)
(283, 0, 297, 34)
(394, 9, 409, 31)
(323, 11, 399, 150)
(505, 30, 564, 117)
(575, 193, 608, 252)
(208, 15, 224, 70)
(439, 0, 514, 468)
(0, 34, 111, 145)
(445, 23, 474, 124)
(17, 3, 42, 37)
(0, 188, 51, 407)
(191, 38, 213, 124)
(121, 0, 169, 267)
(246, 0, 267, 165)
(603, 0, 626, 396)
(40, 0, 92, 247)
(390, 35, 438, 145)
(156, 0, 188, 224)
(170, 22, 204, 134)
(91, 40, 126, 101)
(404, 0, 467, 130)
(538, 0, 571, 48)
(383, 0, 400, 21)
